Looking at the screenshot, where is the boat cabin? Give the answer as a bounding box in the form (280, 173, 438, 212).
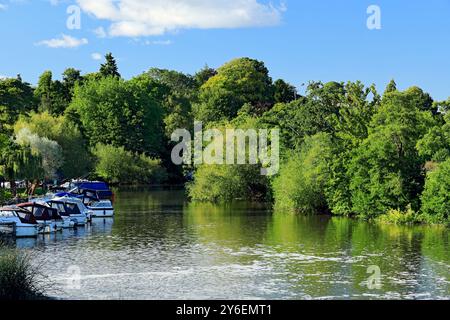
(17, 202, 62, 221)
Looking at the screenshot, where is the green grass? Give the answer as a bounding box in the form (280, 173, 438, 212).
(0, 242, 49, 300)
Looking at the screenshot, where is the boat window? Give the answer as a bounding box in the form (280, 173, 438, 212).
(34, 207, 45, 218)
(0, 211, 15, 218)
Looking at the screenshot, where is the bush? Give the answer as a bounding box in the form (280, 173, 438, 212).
(93, 144, 168, 185)
(420, 158, 450, 224)
(272, 133, 332, 214)
(376, 206, 422, 225)
(188, 164, 269, 202)
(0, 243, 47, 300)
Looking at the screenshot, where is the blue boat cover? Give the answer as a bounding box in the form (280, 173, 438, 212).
(74, 181, 110, 191)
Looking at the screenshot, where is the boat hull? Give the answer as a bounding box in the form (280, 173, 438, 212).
(90, 208, 114, 218)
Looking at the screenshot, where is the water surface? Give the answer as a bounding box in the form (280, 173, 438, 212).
(19, 189, 450, 300)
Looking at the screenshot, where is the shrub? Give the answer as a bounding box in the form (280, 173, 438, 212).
(93, 144, 168, 185)
(376, 206, 421, 225)
(187, 164, 268, 202)
(420, 158, 450, 224)
(0, 243, 47, 300)
(272, 133, 332, 214)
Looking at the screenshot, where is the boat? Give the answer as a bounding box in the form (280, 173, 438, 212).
(88, 200, 114, 218)
(53, 180, 115, 218)
(0, 206, 41, 238)
(17, 202, 74, 231)
(46, 196, 92, 226)
(56, 181, 114, 205)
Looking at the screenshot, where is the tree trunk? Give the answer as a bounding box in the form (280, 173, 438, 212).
(29, 180, 39, 196)
(10, 180, 17, 198)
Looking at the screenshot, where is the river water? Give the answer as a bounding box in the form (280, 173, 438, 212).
(16, 189, 450, 300)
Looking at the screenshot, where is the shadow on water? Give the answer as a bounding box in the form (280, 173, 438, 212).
(9, 188, 449, 300)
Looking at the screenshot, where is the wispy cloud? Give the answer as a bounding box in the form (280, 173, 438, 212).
(77, 0, 286, 37)
(93, 26, 107, 38)
(144, 39, 173, 46)
(91, 52, 103, 60)
(36, 34, 88, 48)
(0, 3, 8, 10)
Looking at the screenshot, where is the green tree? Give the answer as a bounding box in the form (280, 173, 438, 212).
(34, 71, 68, 115)
(99, 53, 121, 78)
(0, 76, 35, 131)
(420, 158, 450, 224)
(272, 133, 332, 213)
(194, 58, 274, 123)
(93, 144, 167, 184)
(194, 65, 217, 87)
(14, 112, 91, 179)
(68, 76, 164, 157)
(349, 90, 435, 218)
(384, 79, 397, 95)
(273, 79, 297, 103)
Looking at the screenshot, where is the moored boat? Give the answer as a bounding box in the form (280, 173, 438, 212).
(88, 200, 114, 218)
(0, 206, 40, 238)
(47, 197, 92, 226)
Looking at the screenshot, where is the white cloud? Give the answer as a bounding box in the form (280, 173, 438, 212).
(93, 26, 107, 38)
(144, 39, 173, 46)
(36, 34, 88, 48)
(0, 3, 8, 10)
(76, 0, 285, 37)
(91, 52, 103, 60)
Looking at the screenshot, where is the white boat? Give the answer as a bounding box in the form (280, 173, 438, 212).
(17, 202, 75, 232)
(0, 206, 40, 238)
(88, 200, 114, 218)
(47, 197, 92, 226)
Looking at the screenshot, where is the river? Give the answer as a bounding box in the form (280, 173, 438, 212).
(16, 189, 450, 300)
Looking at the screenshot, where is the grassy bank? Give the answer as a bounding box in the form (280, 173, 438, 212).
(0, 242, 48, 300)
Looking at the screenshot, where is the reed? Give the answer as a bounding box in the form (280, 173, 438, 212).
(0, 241, 49, 300)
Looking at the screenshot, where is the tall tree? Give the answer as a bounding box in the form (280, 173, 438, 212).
(274, 79, 297, 103)
(194, 58, 274, 123)
(0, 76, 36, 131)
(194, 65, 217, 87)
(99, 53, 121, 78)
(34, 71, 67, 115)
(68, 76, 164, 157)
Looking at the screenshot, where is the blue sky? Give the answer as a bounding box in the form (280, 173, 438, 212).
(1, 0, 450, 100)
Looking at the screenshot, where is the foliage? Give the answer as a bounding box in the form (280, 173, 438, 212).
(187, 115, 270, 202)
(348, 90, 435, 218)
(99, 53, 121, 78)
(93, 144, 168, 185)
(14, 112, 91, 178)
(0, 76, 35, 130)
(0, 242, 48, 300)
(68, 76, 164, 157)
(15, 128, 63, 179)
(194, 58, 274, 123)
(420, 158, 450, 224)
(272, 133, 332, 213)
(376, 206, 421, 225)
(273, 79, 297, 103)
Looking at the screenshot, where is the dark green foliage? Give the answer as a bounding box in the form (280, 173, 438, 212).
(274, 79, 297, 103)
(0, 242, 48, 300)
(0, 76, 36, 130)
(272, 133, 332, 213)
(93, 144, 168, 185)
(348, 90, 435, 218)
(68, 76, 164, 157)
(194, 58, 274, 123)
(99, 53, 121, 78)
(421, 158, 450, 224)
